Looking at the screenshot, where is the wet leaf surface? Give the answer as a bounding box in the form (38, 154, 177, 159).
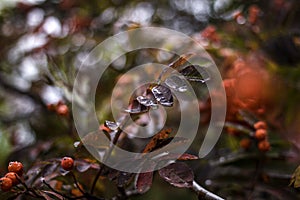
(136, 172, 154, 193)
(142, 128, 172, 153)
(151, 85, 173, 107)
(158, 162, 194, 188)
(125, 99, 149, 114)
(179, 65, 210, 83)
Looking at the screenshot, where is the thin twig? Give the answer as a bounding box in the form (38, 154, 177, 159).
(42, 180, 75, 200)
(15, 175, 44, 199)
(90, 116, 131, 195)
(70, 172, 85, 195)
(192, 181, 224, 200)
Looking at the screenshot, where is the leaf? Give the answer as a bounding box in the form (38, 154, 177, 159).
(74, 159, 92, 172)
(151, 85, 173, 107)
(165, 75, 188, 92)
(136, 95, 157, 107)
(290, 166, 300, 188)
(80, 131, 110, 150)
(25, 159, 61, 186)
(177, 153, 199, 161)
(136, 172, 154, 193)
(142, 128, 172, 153)
(117, 172, 134, 187)
(158, 162, 194, 188)
(179, 65, 210, 83)
(41, 190, 64, 200)
(125, 99, 149, 114)
(149, 137, 191, 158)
(169, 53, 195, 69)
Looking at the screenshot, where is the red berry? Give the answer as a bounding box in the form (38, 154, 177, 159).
(258, 140, 270, 152)
(61, 157, 74, 171)
(254, 121, 267, 130)
(240, 138, 252, 149)
(47, 103, 56, 111)
(254, 129, 267, 140)
(0, 177, 13, 192)
(56, 104, 69, 116)
(8, 161, 23, 176)
(5, 172, 19, 186)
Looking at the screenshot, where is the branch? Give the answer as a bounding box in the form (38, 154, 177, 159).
(90, 115, 130, 194)
(192, 181, 224, 200)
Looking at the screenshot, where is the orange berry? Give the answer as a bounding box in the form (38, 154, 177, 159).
(47, 103, 56, 111)
(254, 129, 267, 140)
(240, 138, 252, 149)
(0, 177, 13, 192)
(56, 104, 69, 116)
(99, 124, 111, 133)
(254, 121, 267, 130)
(8, 161, 23, 176)
(5, 172, 19, 186)
(61, 157, 74, 171)
(258, 140, 270, 152)
(227, 127, 241, 136)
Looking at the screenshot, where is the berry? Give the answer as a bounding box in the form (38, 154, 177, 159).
(5, 172, 19, 186)
(240, 138, 252, 149)
(254, 121, 267, 130)
(254, 129, 267, 140)
(56, 104, 69, 116)
(258, 140, 270, 152)
(99, 124, 111, 133)
(47, 103, 56, 111)
(61, 157, 74, 171)
(0, 177, 13, 192)
(8, 161, 23, 176)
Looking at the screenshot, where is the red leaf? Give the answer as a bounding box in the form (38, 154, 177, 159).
(142, 128, 172, 153)
(169, 53, 195, 69)
(177, 153, 199, 161)
(136, 172, 154, 193)
(158, 162, 194, 188)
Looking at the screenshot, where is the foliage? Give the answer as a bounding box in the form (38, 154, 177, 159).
(0, 0, 300, 199)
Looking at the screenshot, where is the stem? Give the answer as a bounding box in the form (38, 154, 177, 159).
(90, 115, 131, 194)
(192, 181, 224, 200)
(70, 172, 85, 195)
(43, 180, 76, 200)
(15, 175, 44, 199)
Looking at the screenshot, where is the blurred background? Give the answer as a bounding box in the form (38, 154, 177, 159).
(0, 0, 300, 199)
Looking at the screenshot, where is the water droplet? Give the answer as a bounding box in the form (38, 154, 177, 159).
(219, 157, 225, 162)
(205, 179, 212, 186)
(105, 120, 120, 130)
(74, 141, 80, 148)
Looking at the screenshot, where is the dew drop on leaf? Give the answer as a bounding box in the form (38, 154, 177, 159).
(105, 120, 120, 130)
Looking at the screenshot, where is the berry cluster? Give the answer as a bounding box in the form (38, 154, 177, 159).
(240, 121, 270, 152)
(0, 161, 23, 192)
(47, 101, 69, 116)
